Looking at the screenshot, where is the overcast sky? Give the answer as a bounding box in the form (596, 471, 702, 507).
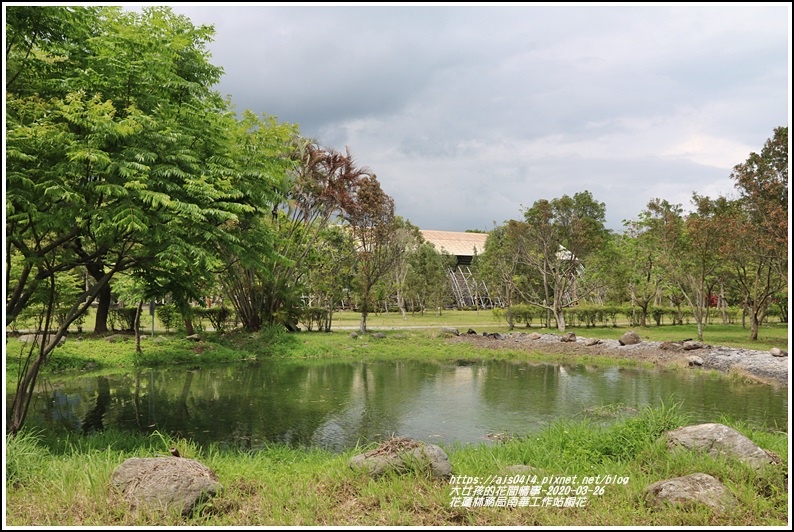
(164, 3, 790, 233)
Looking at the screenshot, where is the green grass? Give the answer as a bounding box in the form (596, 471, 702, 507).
(5, 403, 788, 526)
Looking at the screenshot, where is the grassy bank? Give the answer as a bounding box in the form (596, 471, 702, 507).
(5, 402, 788, 526)
(5, 312, 789, 384)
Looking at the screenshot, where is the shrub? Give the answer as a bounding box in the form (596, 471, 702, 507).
(109, 307, 138, 331)
(156, 304, 180, 333)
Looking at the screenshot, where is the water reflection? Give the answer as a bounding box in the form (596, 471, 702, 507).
(13, 359, 788, 453)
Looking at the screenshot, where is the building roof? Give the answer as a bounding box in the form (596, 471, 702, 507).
(420, 230, 488, 257)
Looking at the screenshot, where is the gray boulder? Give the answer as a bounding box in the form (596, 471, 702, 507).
(683, 340, 707, 351)
(17, 334, 66, 346)
(646, 473, 736, 512)
(349, 437, 452, 479)
(664, 423, 779, 470)
(110, 456, 223, 516)
(439, 327, 460, 337)
(618, 330, 642, 345)
(560, 332, 577, 342)
(687, 355, 704, 366)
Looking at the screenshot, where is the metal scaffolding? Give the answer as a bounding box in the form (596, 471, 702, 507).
(447, 265, 501, 309)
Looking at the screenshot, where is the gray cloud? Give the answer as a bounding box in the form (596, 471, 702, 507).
(167, 3, 790, 232)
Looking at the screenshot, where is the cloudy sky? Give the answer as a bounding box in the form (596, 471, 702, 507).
(164, 3, 790, 233)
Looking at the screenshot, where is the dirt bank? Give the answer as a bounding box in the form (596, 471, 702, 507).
(445, 330, 789, 388)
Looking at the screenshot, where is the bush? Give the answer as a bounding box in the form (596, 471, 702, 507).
(109, 307, 138, 331)
(156, 304, 180, 333)
(197, 306, 234, 333)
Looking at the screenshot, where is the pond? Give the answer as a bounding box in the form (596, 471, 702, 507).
(14, 359, 788, 452)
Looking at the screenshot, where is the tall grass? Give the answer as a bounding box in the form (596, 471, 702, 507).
(5, 402, 787, 526)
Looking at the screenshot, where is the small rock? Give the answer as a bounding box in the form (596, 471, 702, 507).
(560, 332, 576, 342)
(770, 348, 787, 357)
(349, 332, 358, 339)
(687, 356, 704, 367)
(584, 337, 601, 346)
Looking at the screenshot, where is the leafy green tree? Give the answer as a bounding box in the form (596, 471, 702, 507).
(385, 217, 424, 319)
(617, 208, 674, 327)
(5, 6, 256, 434)
(300, 224, 357, 331)
(478, 222, 530, 328)
(220, 137, 369, 331)
(405, 239, 455, 316)
(727, 127, 788, 339)
(518, 191, 610, 331)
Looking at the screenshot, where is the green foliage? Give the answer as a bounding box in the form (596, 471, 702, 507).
(109, 307, 138, 331)
(300, 307, 332, 332)
(495, 304, 543, 328)
(156, 304, 181, 333)
(196, 306, 234, 333)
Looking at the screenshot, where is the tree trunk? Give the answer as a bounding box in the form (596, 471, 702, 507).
(86, 264, 112, 334)
(555, 308, 566, 332)
(359, 310, 368, 334)
(750, 314, 759, 341)
(134, 301, 143, 354)
(10, 269, 114, 435)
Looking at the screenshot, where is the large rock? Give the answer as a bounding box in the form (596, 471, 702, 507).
(110, 456, 223, 516)
(664, 423, 779, 470)
(618, 331, 642, 345)
(560, 332, 577, 342)
(646, 473, 736, 512)
(349, 437, 452, 479)
(17, 334, 66, 346)
(439, 327, 460, 337)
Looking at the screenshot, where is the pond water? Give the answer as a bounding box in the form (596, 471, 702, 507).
(14, 359, 788, 452)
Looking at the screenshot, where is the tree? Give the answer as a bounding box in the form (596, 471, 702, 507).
(478, 222, 529, 328)
(219, 137, 370, 331)
(385, 217, 424, 319)
(300, 224, 358, 331)
(518, 191, 610, 331)
(404, 239, 455, 316)
(678, 195, 732, 341)
(345, 175, 398, 333)
(727, 127, 788, 340)
(617, 203, 681, 327)
(5, 6, 256, 434)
